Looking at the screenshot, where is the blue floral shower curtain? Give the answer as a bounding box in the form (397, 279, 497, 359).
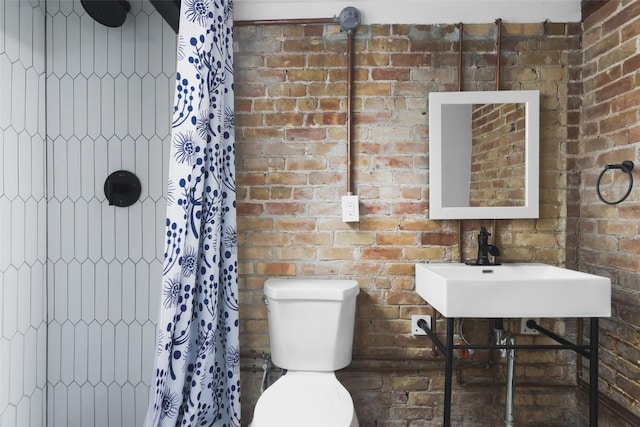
(145, 0, 240, 425)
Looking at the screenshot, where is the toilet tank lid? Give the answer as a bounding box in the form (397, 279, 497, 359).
(264, 279, 359, 301)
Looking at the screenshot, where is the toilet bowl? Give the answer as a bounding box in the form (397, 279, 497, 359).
(249, 278, 360, 427)
(250, 371, 358, 427)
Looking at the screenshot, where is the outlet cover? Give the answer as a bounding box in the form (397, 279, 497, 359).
(342, 195, 359, 222)
(411, 315, 432, 335)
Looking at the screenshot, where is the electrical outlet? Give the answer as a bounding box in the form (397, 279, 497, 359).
(411, 315, 432, 335)
(520, 317, 540, 335)
(341, 195, 359, 222)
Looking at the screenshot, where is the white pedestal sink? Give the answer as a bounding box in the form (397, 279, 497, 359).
(414, 262, 610, 427)
(415, 263, 611, 318)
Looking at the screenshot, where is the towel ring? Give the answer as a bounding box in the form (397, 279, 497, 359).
(596, 160, 634, 205)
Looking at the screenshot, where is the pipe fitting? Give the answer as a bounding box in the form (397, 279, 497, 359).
(335, 6, 361, 33)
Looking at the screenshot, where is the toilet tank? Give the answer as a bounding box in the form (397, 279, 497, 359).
(264, 278, 359, 372)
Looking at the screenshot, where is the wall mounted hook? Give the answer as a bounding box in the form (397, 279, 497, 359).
(596, 160, 634, 205)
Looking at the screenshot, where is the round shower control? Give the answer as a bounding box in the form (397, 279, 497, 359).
(104, 170, 141, 207)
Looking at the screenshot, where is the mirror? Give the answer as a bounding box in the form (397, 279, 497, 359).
(428, 90, 539, 219)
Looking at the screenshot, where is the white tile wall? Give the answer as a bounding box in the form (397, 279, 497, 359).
(0, 1, 48, 426)
(45, 1, 175, 426)
(2, 0, 175, 425)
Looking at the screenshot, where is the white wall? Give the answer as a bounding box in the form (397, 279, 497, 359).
(234, 0, 582, 24)
(44, 1, 175, 425)
(0, 0, 48, 426)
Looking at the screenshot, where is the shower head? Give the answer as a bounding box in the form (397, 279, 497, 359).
(335, 6, 361, 34)
(81, 0, 131, 28)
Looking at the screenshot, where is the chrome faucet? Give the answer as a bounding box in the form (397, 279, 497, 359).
(475, 226, 500, 265)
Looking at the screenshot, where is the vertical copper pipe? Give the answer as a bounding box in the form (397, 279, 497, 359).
(457, 22, 464, 92)
(347, 31, 354, 194)
(233, 17, 356, 193)
(458, 221, 463, 262)
(493, 218, 498, 247)
(495, 18, 502, 91)
(457, 23, 464, 262)
(493, 19, 503, 241)
(577, 318, 584, 381)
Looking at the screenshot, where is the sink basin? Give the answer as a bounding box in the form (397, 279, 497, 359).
(415, 263, 611, 318)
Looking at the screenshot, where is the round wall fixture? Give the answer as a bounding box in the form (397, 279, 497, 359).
(104, 170, 141, 207)
(596, 160, 634, 205)
(335, 6, 361, 33)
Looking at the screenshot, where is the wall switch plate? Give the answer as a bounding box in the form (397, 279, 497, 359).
(520, 317, 540, 335)
(342, 195, 360, 222)
(411, 315, 432, 335)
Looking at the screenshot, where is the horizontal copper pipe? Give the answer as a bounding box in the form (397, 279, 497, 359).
(235, 17, 336, 27)
(457, 366, 579, 389)
(239, 353, 441, 372)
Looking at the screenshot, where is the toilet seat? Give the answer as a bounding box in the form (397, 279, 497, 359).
(251, 371, 358, 427)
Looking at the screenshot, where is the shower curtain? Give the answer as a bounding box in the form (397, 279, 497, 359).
(145, 0, 240, 425)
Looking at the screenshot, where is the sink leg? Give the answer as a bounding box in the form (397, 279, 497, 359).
(589, 318, 599, 427)
(443, 317, 455, 427)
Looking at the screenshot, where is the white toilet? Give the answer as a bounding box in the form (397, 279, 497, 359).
(249, 278, 360, 427)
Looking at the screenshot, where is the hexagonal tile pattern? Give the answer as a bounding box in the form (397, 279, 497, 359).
(1, 1, 175, 425)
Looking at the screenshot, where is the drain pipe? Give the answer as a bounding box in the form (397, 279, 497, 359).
(504, 335, 516, 427)
(494, 325, 515, 427)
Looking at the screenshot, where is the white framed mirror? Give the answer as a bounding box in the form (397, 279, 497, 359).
(428, 90, 539, 220)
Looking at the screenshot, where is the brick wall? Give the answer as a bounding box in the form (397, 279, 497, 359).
(577, 1, 640, 424)
(235, 22, 582, 426)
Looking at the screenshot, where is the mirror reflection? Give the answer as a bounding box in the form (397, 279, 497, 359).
(471, 102, 526, 207)
(429, 90, 539, 220)
(442, 102, 526, 208)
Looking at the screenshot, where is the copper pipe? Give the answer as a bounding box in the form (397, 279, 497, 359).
(235, 17, 336, 26)
(240, 354, 437, 363)
(239, 354, 443, 372)
(495, 18, 502, 91)
(458, 220, 463, 262)
(577, 318, 584, 381)
(456, 22, 464, 263)
(492, 19, 501, 254)
(457, 22, 464, 91)
(457, 365, 579, 389)
(234, 15, 355, 195)
(492, 218, 497, 247)
(430, 307, 438, 354)
(346, 31, 354, 194)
